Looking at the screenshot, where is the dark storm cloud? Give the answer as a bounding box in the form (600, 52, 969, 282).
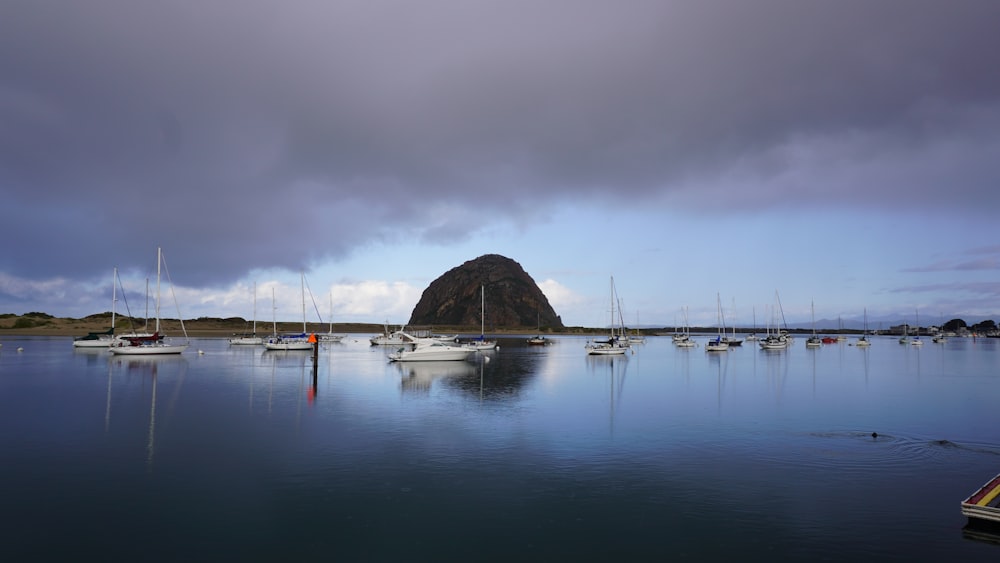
(2, 0, 999, 287)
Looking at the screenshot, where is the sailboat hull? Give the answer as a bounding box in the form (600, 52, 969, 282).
(586, 344, 628, 355)
(110, 343, 188, 355)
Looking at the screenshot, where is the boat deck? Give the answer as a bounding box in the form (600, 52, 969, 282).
(962, 473, 1000, 524)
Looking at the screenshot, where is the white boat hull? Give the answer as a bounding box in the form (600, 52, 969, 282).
(72, 338, 113, 348)
(109, 343, 188, 355)
(389, 341, 475, 362)
(264, 339, 313, 351)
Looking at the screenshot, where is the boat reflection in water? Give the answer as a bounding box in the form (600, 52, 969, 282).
(109, 355, 188, 469)
(395, 360, 477, 393)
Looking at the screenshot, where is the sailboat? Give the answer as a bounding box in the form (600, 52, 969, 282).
(806, 300, 822, 348)
(319, 290, 346, 342)
(856, 309, 872, 347)
(759, 292, 790, 350)
(722, 298, 742, 346)
(744, 306, 759, 342)
(229, 281, 263, 345)
(674, 306, 696, 347)
(911, 309, 923, 346)
(705, 294, 729, 352)
(527, 311, 549, 345)
(585, 276, 629, 355)
(109, 248, 189, 355)
(73, 267, 119, 348)
(464, 284, 498, 350)
(264, 274, 314, 351)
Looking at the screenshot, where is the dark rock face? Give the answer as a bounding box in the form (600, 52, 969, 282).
(408, 254, 564, 329)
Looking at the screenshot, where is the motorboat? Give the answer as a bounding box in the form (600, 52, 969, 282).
(388, 339, 475, 362)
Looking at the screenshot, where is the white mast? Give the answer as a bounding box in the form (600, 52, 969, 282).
(154, 247, 162, 333)
(111, 267, 117, 333)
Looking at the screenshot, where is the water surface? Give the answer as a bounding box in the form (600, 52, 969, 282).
(1, 334, 998, 561)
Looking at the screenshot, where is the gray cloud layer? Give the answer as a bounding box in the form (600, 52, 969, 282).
(3, 0, 999, 287)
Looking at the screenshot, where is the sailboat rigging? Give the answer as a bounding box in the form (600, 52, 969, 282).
(230, 281, 263, 345)
(464, 284, 498, 350)
(265, 273, 314, 351)
(585, 276, 629, 355)
(109, 247, 189, 355)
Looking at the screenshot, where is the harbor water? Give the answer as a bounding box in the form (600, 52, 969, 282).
(1, 334, 998, 561)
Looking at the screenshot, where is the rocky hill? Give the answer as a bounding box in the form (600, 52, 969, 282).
(408, 254, 563, 330)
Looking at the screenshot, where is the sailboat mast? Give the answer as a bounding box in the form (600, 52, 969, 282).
(252, 281, 257, 334)
(300, 272, 306, 333)
(111, 267, 117, 333)
(154, 247, 162, 333)
(609, 277, 616, 338)
(481, 284, 485, 337)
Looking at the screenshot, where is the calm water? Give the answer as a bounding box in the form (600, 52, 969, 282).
(1, 334, 999, 561)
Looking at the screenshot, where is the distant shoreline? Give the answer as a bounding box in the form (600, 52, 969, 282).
(0, 312, 599, 338)
(0, 312, 870, 338)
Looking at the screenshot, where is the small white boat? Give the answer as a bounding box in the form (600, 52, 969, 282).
(73, 327, 116, 348)
(73, 267, 118, 348)
(759, 334, 788, 350)
(370, 322, 411, 346)
(585, 277, 629, 356)
(855, 309, 872, 347)
(462, 337, 498, 351)
(264, 334, 313, 351)
(461, 284, 497, 350)
(526, 335, 549, 345)
(389, 339, 475, 362)
(674, 307, 696, 347)
(705, 336, 729, 352)
(806, 301, 822, 347)
(705, 294, 729, 352)
(230, 281, 263, 345)
(586, 337, 629, 355)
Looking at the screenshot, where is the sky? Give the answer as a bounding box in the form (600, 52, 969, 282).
(3, 1, 1000, 330)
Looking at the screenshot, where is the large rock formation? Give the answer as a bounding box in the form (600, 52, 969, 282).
(408, 254, 564, 330)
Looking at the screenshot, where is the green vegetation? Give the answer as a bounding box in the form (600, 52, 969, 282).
(13, 316, 48, 329)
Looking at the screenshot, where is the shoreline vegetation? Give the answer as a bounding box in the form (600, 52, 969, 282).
(0, 311, 866, 338)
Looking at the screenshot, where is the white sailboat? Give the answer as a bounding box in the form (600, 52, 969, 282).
(758, 293, 789, 350)
(319, 290, 346, 342)
(722, 298, 742, 346)
(586, 276, 629, 355)
(264, 274, 313, 351)
(705, 294, 729, 352)
(856, 308, 872, 347)
(73, 267, 118, 348)
(674, 306, 696, 348)
(463, 284, 498, 350)
(109, 248, 189, 355)
(911, 309, 923, 346)
(745, 306, 759, 342)
(229, 281, 263, 345)
(806, 300, 822, 348)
